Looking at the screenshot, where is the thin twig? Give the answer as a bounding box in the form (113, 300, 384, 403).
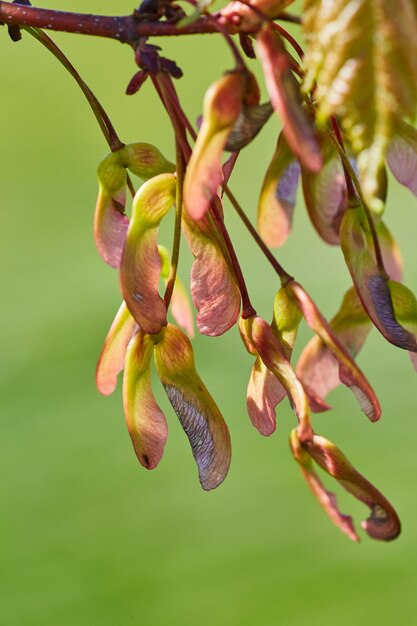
(164, 139, 185, 308)
(0, 2, 257, 39)
(224, 187, 293, 283)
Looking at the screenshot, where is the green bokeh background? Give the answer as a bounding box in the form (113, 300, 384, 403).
(2, 3, 417, 625)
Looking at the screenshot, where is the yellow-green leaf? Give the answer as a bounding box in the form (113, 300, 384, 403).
(303, 0, 417, 210)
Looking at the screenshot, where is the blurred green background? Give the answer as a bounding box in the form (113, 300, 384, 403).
(1, 2, 417, 625)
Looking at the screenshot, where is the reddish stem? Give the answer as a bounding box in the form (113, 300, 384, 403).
(0, 2, 301, 40)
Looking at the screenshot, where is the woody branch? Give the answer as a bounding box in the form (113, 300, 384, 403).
(0, 1, 295, 41)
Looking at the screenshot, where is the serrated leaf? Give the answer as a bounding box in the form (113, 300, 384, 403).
(303, 0, 417, 208)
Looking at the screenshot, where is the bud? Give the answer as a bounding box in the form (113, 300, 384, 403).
(183, 71, 247, 221)
(120, 173, 176, 334)
(120, 142, 175, 180)
(220, 0, 293, 31)
(154, 324, 231, 490)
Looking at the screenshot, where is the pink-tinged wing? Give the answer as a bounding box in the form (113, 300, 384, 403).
(94, 186, 129, 269)
(273, 286, 329, 413)
(240, 316, 313, 443)
(302, 152, 347, 245)
(245, 288, 319, 436)
(298, 221, 403, 399)
(378, 221, 403, 282)
(297, 288, 372, 402)
(182, 209, 240, 336)
(256, 24, 322, 173)
(287, 281, 381, 422)
(96, 301, 138, 396)
(154, 324, 231, 491)
(292, 431, 401, 542)
(170, 278, 195, 339)
(257, 133, 300, 247)
(387, 120, 417, 197)
(340, 203, 417, 352)
(123, 331, 168, 470)
(290, 430, 358, 542)
(225, 102, 273, 152)
(183, 72, 246, 221)
(247, 358, 286, 436)
(389, 281, 417, 372)
(157, 245, 195, 338)
(290, 431, 401, 542)
(120, 174, 176, 335)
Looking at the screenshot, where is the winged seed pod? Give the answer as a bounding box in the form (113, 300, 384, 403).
(290, 430, 401, 542)
(94, 143, 175, 268)
(154, 324, 231, 490)
(240, 315, 313, 443)
(183, 70, 247, 221)
(182, 198, 241, 336)
(297, 223, 404, 402)
(225, 102, 273, 152)
(256, 24, 322, 173)
(257, 133, 300, 248)
(95, 151, 128, 268)
(120, 173, 176, 335)
(96, 301, 138, 396)
(387, 119, 417, 197)
(340, 201, 417, 353)
(246, 288, 303, 436)
(285, 281, 381, 422)
(123, 330, 168, 470)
